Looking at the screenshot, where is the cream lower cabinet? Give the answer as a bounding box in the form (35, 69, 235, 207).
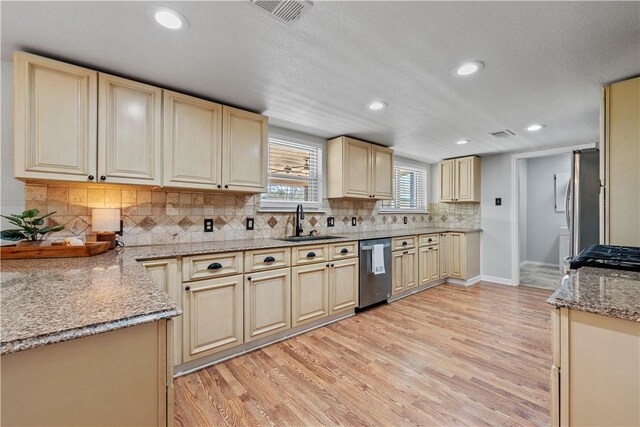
(292, 263, 330, 327)
(391, 248, 418, 295)
(439, 233, 449, 278)
(441, 232, 480, 281)
(418, 245, 440, 286)
(98, 73, 162, 185)
(182, 274, 244, 362)
(244, 267, 291, 342)
(551, 307, 640, 427)
(329, 257, 359, 314)
(13, 52, 98, 182)
(141, 258, 183, 367)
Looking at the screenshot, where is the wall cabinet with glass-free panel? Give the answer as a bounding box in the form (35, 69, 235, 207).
(438, 156, 481, 202)
(327, 136, 393, 199)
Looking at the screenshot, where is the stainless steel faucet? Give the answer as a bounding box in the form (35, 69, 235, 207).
(295, 204, 305, 237)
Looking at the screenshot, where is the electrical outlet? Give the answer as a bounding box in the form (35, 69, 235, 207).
(204, 218, 213, 232)
(327, 217, 335, 227)
(403, 216, 408, 224)
(246, 217, 254, 230)
(351, 217, 357, 226)
(495, 198, 502, 206)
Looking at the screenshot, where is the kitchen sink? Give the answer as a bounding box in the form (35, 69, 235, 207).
(276, 235, 344, 242)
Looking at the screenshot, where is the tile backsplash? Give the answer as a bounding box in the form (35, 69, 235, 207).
(21, 183, 481, 246)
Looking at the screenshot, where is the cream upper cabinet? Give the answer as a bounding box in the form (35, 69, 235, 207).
(244, 267, 291, 342)
(182, 274, 244, 362)
(603, 77, 640, 246)
(439, 156, 481, 202)
(291, 263, 329, 327)
(140, 258, 182, 366)
(327, 136, 394, 199)
(222, 106, 268, 192)
(13, 52, 97, 182)
(98, 73, 162, 185)
(329, 258, 359, 314)
(163, 90, 223, 189)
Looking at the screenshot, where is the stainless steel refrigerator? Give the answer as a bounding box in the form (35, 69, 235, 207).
(565, 148, 600, 256)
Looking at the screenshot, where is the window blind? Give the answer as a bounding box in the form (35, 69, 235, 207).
(382, 164, 427, 210)
(261, 138, 322, 204)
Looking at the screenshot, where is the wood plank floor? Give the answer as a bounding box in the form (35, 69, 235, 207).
(174, 283, 553, 426)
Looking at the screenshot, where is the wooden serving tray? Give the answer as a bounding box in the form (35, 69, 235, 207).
(0, 242, 110, 259)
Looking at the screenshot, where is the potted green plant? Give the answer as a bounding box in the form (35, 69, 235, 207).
(1, 209, 65, 246)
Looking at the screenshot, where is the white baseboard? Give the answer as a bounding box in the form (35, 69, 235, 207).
(481, 275, 517, 286)
(447, 275, 481, 287)
(520, 261, 559, 268)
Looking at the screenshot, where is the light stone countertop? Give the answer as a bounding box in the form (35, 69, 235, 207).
(547, 267, 640, 322)
(1, 227, 480, 355)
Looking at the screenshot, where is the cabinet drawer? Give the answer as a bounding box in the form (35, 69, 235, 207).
(329, 241, 358, 260)
(392, 236, 416, 251)
(419, 233, 439, 247)
(182, 252, 243, 282)
(292, 244, 330, 266)
(245, 247, 291, 273)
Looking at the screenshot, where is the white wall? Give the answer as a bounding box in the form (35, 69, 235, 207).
(1, 60, 25, 229)
(524, 153, 571, 265)
(518, 159, 528, 263)
(480, 153, 513, 282)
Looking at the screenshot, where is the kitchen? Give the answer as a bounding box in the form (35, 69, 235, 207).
(1, 2, 639, 426)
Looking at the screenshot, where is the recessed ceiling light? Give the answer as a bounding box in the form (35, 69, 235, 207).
(454, 61, 484, 77)
(526, 124, 545, 132)
(456, 139, 470, 145)
(368, 101, 387, 111)
(149, 7, 189, 30)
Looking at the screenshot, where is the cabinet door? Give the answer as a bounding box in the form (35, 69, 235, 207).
(448, 233, 466, 279)
(391, 251, 405, 295)
(418, 247, 430, 286)
(98, 73, 162, 185)
(440, 233, 449, 278)
(222, 106, 267, 192)
(343, 138, 371, 198)
(329, 258, 359, 314)
(13, 52, 97, 182)
(244, 268, 291, 342)
(455, 157, 473, 201)
(141, 259, 182, 366)
(404, 249, 418, 290)
(427, 246, 440, 282)
(439, 159, 455, 202)
(371, 145, 394, 199)
(182, 274, 243, 362)
(292, 263, 329, 327)
(163, 90, 222, 189)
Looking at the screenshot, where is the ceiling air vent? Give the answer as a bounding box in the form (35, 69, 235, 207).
(250, 0, 312, 25)
(489, 129, 516, 139)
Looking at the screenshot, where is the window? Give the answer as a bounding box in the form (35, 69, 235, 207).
(381, 161, 428, 212)
(260, 138, 323, 211)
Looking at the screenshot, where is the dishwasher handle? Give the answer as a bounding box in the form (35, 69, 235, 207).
(361, 243, 391, 251)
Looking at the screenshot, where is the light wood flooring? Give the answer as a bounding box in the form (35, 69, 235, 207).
(174, 283, 553, 426)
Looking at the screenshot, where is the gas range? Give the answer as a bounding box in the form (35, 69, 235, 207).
(570, 244, 640, 272)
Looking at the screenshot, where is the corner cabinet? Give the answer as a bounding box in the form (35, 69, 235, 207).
(327, 136, 393, 199)
(98, 73, 162, 185)
(439, 156, 481, 202)
(13, 52, 98, 182)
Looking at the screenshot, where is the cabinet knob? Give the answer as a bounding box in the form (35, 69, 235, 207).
(185, 286, 191, 291)
(326, 263, 330, 267)
(428, 238, 432, 242)
(88, 175, 94, 181)
(100, 175, 106, 181)
(372, 195, 375, 198)
(224, 185, 229, 189)
(263, 256, 275, 263)
(207, 262, 222, 270)
(247, 276, 252, 281)
(306, 252, 316, 258)
(331, 263, 334, 267)
(217, 185, 221, 189)
(340, 248, 349, 254)
(402, 241, 407, 246)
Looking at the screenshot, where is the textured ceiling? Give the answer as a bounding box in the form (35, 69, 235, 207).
(1, 1, 639, 163)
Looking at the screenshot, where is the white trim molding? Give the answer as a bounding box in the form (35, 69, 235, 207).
(481, 275, 517, 286)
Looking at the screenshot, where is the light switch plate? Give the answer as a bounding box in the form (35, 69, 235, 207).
(327, 217, 335, 227)
(495, 198, 502, 206)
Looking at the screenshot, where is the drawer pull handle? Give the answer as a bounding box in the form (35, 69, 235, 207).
(185, 286, 191, 291)
(306, 252, 316, 258)
(340, 248, 349, 254)
(402, 241, 407, 246)
(207, 262, 223, 270)
(264, 256, 276, 263)
(428, 238, 433, 242)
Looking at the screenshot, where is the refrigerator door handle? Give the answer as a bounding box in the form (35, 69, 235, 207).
(565, 182, 572, 232)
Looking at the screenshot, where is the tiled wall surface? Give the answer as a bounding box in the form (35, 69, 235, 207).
(22, 184, 481, 246)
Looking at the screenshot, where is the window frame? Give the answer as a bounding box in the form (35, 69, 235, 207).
(259, 132, 326, 213)
(379, 158, 429, 214)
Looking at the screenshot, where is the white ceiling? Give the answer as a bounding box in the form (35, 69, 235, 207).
(2, 1, 639, 163)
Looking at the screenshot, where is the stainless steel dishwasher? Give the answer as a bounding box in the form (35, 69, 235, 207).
(358, 238, 392, 310)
